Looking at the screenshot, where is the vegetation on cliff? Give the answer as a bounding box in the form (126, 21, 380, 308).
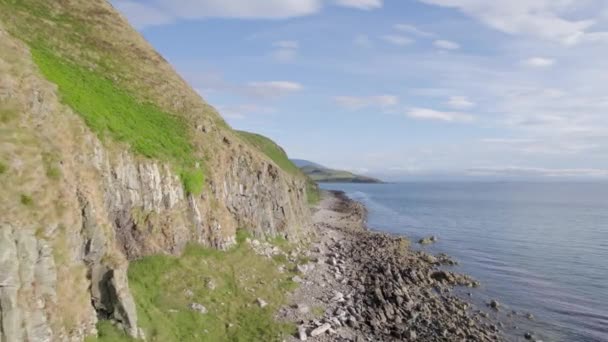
(88, 231, 299, 342)
(237, 131, 320, 204)
(0, 1, 318, 340)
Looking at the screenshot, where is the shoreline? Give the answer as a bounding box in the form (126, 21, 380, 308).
(279, 190, 505, 341)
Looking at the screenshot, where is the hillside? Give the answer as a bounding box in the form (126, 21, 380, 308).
(0, 1, 317, 341)
(292, 159, 382, 183)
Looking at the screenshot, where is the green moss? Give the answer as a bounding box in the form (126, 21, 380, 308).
(128, 241, 296, 342)
(20, 194, 33, 206)
(236, 131, 300, 176)
(0, 161, 6, 174)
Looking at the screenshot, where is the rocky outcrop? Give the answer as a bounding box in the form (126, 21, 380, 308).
(0, 15, 312, 342)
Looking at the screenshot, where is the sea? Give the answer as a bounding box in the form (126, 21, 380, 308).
(320, 182, 608, 342)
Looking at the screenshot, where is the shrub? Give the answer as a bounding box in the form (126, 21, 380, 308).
(20, 194, 33, 206)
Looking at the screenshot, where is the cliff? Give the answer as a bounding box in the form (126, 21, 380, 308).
(0, 1, 314, 341)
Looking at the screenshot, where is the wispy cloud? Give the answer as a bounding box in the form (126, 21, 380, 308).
(394, 24, 435, 37)
(417, 0, 608, 45)
(334, 95, 399, 110)
(433, 39, 460, 50)
(407, 108, 473, 122)
(381, 35, 414, 46)
(215, 104, 277, 119)
(116, 0, 323, 28)
(247, 81, 303, 99)
(468, 166, 608, 178)
(334, 0, 383, 10)
(271, 40, 299, 62)
(447, 96, 475, 109)
(522, 57, 555, 68)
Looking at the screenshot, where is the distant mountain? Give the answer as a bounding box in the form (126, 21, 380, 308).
(290, 159, 325, 169)
(290, 159, 382, 183)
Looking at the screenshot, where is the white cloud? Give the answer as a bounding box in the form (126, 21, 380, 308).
(272, 40, 299, 62)
(334, 0, 383, 10)
(433, 39, 460, 50)
(272, 49, 297, 62)
(417, 0, 608, 45)
(354, 34, 373, 48)
(115, 0, 323, 28)
(522, 57, 555, 68)
(216, 104, 276, 119)
(407, 107, 473, 122)
(467, 166, 608, 178)
(394, 24, 435, 37)
(246, 81, 303, 99)
(381, 35, 414, 46)
(447, 96, 475, 109)
(334, 95, 399, 110)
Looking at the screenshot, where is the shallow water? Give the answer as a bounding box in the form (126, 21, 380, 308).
(320, 182, 608, 342)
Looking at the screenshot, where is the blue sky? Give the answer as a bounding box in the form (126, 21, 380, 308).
(113, 0, 608, 180)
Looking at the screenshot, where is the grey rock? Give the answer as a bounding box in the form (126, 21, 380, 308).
(310, 323, 332, 337)
(298, 325, 307, 341)
(189, 303, 208, 314)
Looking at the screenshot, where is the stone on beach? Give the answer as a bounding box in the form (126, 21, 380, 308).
(310, 323, 332, 337)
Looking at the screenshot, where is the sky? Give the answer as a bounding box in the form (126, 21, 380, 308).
(112, 0, 608, 180)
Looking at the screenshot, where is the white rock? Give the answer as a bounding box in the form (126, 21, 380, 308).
(256, 298, 268, 308)
(298, 326, 308, 341)
(310, 323, 332, 337)
(189, 303, 207, 314)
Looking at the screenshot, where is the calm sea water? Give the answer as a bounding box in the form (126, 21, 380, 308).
(320, 182, 608, 342)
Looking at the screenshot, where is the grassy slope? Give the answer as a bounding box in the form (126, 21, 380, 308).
(236, 131, 320, 204)
(0, 0, 214, 194)
(0, 1, 319, 339)
(88, 232, 298, 342)
(236, 131, 300, 176)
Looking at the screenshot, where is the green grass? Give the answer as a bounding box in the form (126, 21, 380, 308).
(181, 169, 205, 196)
(236, 131, 300, 176)
(126, 234, 297, 342)
(29, 46, 205, 192)
(85, 321, 135, 342)
(31, 47, 195, 165)
(306, 181, 320, 205)
(0, 161, 6, 174)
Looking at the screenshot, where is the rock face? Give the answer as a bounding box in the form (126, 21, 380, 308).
(0, 5, 313, 341)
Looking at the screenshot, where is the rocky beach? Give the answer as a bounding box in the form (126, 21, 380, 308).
(278, 191, 506, 341)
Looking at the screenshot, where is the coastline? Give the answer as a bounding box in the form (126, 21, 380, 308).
(280, 190, 504, 341)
